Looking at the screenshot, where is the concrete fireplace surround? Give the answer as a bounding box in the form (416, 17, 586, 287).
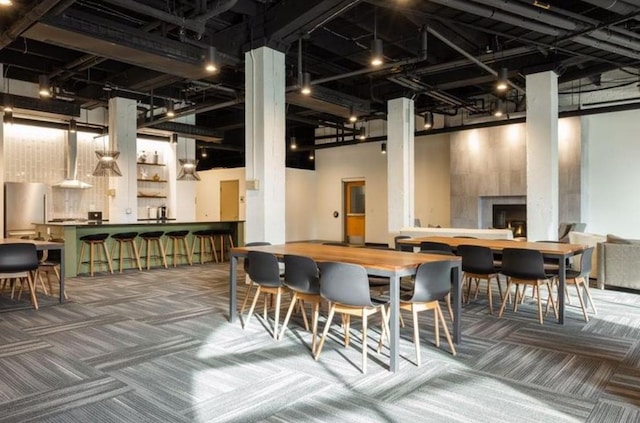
(480, 195, 526, 230)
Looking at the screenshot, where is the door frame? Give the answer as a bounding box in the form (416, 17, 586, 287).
(342, 178, 366, 244)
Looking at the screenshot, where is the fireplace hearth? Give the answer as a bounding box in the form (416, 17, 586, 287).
(493, 204, 527, 237)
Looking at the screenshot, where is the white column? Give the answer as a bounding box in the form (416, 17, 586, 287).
(108, 97, 137, 223)
(526, 71, 559, 241)
(244, 47, 286, 244)
(387, 97, 415, 236)
(0, 66, 4, 237)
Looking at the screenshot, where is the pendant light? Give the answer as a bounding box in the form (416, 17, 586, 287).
(93, 119, 122, 176)
(381, 143, 387, 154)
(370, 7, 383, 66)
(69, 118, 77, 133)
(166, 101, 175, 118)
(300, 72, 311, 95)
(494, 99, 506, 117)
(0, 0, 14, 6)
(423, 112, 433, 129)
(38, 75, 51, 98)
(357, 126, 366, 140)
(496, 67, 508, 91)
(204, 46, 218, 73)
(176, 138, 200, 181)
(309, 150, 315, 161)
(290, 136, 298, 150)
(348, 106, 358, 123)
(3, 109, 13, 125)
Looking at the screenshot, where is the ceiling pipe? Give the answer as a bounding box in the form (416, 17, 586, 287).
(100, 0, 238, 36)
(430, 0, 640, 61)
(0, 0, 74, 49)
(138, 98, 243, 128)
(426, 26, 526, 94)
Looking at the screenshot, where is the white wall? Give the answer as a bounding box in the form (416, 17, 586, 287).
(285, 168, 317, 242)
(584, 109, 640, 237)
(414, 133, 450, 227)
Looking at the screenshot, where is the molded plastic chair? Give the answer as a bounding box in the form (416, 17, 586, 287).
(457, 244, 503, 314)
(244, 251, 286, 339)
(549, 247, 597, 321)
(279, 254, 322, 353)
(0, 243, 40, 309)
(401, 260, 457, 365)
(498, 248, 558, 324)
(314, 262, 390, 374)
(416, 250, 456, 322)
(419, 241, 453, 254)
(239, 242, 272, 314)
(37, 237, 67, 300)
(394, 235, 413, 252)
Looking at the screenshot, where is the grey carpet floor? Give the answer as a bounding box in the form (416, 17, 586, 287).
(1, 263, 639, 422)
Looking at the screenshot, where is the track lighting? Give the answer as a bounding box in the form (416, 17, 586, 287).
(204, 46, 218, 72)
(423, 112, 433, 129)
(496, 67, 508, 91)
(38, 75, 51, 98)
(301, 72, 311, 95)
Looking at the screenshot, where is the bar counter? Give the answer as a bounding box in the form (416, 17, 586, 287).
(35, 220, 244, 277)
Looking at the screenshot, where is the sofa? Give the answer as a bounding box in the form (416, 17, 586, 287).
(399, 227, 514, 240)
(597, 234, 640, 290)
(568, 232, 606, 279)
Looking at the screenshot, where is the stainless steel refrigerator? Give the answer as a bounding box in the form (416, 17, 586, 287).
(4, 182, 48, 238)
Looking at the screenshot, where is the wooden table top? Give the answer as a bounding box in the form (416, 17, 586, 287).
(397, 236, 587, 255)
(231, 242, 460, 272)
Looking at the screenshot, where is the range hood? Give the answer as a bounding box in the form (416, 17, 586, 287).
(53, 130, 92, 189)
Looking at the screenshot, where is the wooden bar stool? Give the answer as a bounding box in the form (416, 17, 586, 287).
(77, 233, 113, 276)
(165, 230, 192, 267)
(110, 231, 142, 272)
(190, 230, 218, 264)
(211, 229, 235, 261)
(138, 231, 168, 270)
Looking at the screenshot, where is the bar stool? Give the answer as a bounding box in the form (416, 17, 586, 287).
(138, 231, 168, 270)
(191, 230, 218, 264)
(77, 233, 113, 276)
(110, 231, 142, 273)
(165, 230, 192, 267)
(211, 229, 235, 261)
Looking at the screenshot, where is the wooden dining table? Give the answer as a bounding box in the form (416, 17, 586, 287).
(396, 236, 588, 324)
(0, 238, 66, 308)
(229, 242, 462, 373)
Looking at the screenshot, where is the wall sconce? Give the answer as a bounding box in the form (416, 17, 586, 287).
(69, 118, 77, 133)
(496, 67, 508, 91)
(423, 112, 433, 129)
(290, 136, 298, 150)
(38, 75, 51, 98)
(381, 143, 387, 154)
(204, 46, 218, 72)
(300, 72, 311, 95)
(177, 159, 201, 181)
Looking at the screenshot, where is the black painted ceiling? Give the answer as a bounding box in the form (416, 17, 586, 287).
(2, 0, 640, 168)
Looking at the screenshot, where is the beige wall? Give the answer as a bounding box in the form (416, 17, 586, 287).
(414, 133, 450, 227)
(196, 168, 246, 222)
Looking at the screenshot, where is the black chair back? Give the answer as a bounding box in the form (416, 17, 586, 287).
(419, 241, 453, 253)
(457, 244, 496, 274)
(419, 250, 454, 256)
(322, 242, 350, 247)
(247, 251, 282, 288)
(318, 262, 373, 307)
(409, 261, 452, 303)
(0, 243, 39, 273)
(394, 235, 412, 251)
(501, 248, 547, 279)
(243, 242, 271, 272)
(284, 254, 320, 294)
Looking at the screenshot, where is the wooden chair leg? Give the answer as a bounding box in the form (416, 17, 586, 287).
(102, 241, 113, 274)
(498, 281, 513, 318)
(574, 281, 589, 322)
(279, 292, 298, 340)
(436, 303, 456, 355)
(413, 305, 421, 367)
(243, 286, 262, 329)
(311, 301, 320, 355)
(77, 242, 86, 275)
(314, 304, 336, 360)
(583, 278, 597, 315)
(535, 284, 543, 324)
(444, 293, 454, 322)
(361, 313, 368, 374)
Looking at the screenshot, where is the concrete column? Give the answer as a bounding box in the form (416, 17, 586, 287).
(108, 97, 137, 223)
(387, 97, 415, 236)
(0, 65, 4, 237)
(244, 47, 286, 244)
(526, 71, 559, 241)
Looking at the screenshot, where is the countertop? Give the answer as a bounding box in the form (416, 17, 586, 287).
(40, 220, 243, 227)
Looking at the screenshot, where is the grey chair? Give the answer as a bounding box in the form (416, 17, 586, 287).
(498, 248, 558, 324)
(322, 242, 350, 247)
(457, 244, 503, 314)
(279, 255, 322, 353)
(394, 235, 413, 252)
(239, 242, 272, 314)
(549, 247, 596, 322)
(314, 262, 390, 374)
(401, 260, 457, 365)
(37, 237, 68, 300)
(243, 251, 286, 339)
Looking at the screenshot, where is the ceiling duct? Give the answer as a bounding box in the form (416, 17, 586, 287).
(52, 130, 92, 189)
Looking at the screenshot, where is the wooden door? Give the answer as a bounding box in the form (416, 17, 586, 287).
(344, 180, 365, 244)
(220, 180, 239, 221)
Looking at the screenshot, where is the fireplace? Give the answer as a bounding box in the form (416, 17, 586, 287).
(493, 204, 527, 237)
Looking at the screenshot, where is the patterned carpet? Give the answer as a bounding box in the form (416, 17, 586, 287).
(0, 263, 639, 422)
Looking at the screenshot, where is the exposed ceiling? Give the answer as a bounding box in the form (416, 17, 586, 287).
(2, 0, 640, 168)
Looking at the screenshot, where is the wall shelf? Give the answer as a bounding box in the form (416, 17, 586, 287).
(137, 195, 167, 199)
(137, 179, 167, 183)
(136, 162, 165, 166)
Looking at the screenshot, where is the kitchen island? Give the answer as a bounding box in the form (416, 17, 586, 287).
(35, 220, 244, 277)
